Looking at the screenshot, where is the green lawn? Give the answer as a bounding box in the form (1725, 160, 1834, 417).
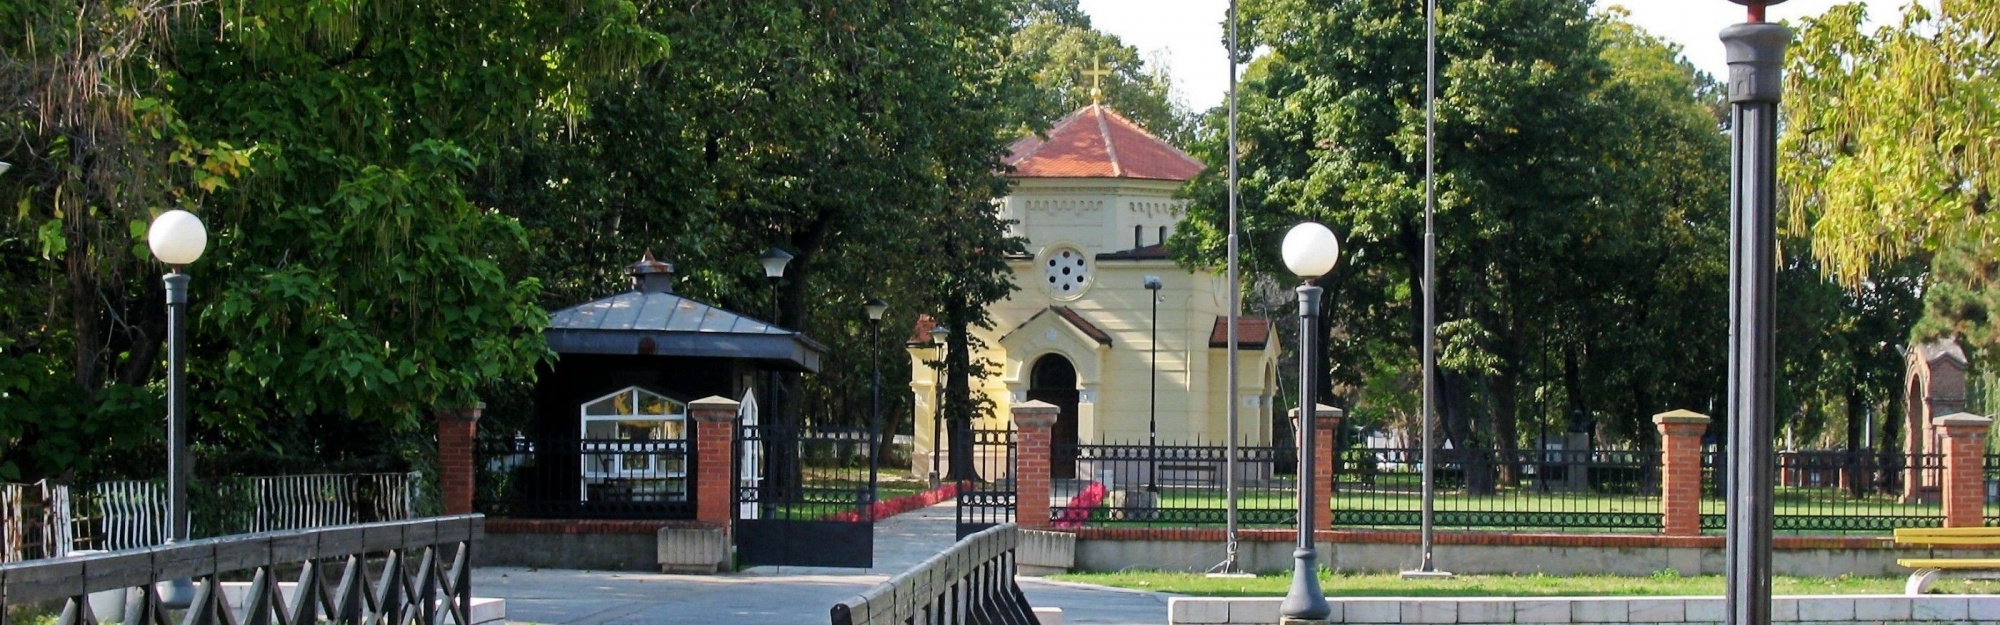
(1050, 570, 2000, 597)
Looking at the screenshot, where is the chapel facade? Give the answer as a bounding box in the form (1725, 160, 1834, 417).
(908, 104, 1283, 479)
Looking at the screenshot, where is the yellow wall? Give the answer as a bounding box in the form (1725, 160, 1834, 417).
(908, 178, 1281, 476)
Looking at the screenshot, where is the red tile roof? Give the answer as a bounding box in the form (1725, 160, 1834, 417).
(1005, 105, 1205, 181)
(1208, 317, 1271, 350)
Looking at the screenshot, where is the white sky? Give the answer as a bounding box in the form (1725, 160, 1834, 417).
(1076, 0, 1911, 112)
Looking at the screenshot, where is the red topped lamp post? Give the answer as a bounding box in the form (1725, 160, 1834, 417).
(1720, 2, 1788, 624)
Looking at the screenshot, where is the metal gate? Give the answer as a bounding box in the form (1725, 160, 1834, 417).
(955, 428, 1017, 538)
(735, 417, 878, 568)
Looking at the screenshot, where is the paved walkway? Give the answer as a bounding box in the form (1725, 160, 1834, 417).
(474, 501, 1171, 625)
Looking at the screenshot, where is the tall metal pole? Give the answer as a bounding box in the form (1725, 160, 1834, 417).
(868, 317, 882, 509)
(164, 272, 191, 544)
(1220, 0, 1245, 576)
(1722, 6, 1788, 625)
(1414, 0, 1443, 576)
(161, 271, 196, 608)
(1279, 283, 1330, 620)
(1149, 284, 1160, 493)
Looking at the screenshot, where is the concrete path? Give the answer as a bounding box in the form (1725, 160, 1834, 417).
(474, 501, 1171, 625)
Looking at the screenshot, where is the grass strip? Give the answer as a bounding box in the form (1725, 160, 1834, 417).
(1049, 570, 2000, 597)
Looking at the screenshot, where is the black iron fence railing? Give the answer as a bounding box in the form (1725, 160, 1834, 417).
(1332, 447, 1661, 532)
(736, 424, 875, 521)
(1985, 454, 2000, 525)
(958, 428, 1017, 537)
(475, 438, 695, 520)
(1048, 442, 1295, 527)
(1699, 450, 1943, 534)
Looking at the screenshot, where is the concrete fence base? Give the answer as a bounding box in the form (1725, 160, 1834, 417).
(1170, 595, 2000, 625)
(658, 526, 730, 574)
(1020, 529, 1077, 576)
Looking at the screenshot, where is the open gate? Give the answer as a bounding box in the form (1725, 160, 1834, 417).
(734, 398, 877, 568)
(955, 427, 1018, 538)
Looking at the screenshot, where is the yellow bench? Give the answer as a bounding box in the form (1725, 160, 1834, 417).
(1893, 527, 2000, 594)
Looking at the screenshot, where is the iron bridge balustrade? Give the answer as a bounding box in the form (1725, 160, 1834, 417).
(1331, 446, 1663, 532)
(0, 514, 483, 625)
(474, 438, 695, 520)
(1046, 441, 1295, 528)
(1699, 449, 1944, 534)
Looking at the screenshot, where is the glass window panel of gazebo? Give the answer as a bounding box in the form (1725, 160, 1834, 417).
(578, 387, 689, 502)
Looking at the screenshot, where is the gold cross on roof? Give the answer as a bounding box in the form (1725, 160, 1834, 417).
(1082, 57, 1111, 105)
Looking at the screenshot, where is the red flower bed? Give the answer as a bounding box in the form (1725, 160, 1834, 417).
(819, 482, 962, 522)
(1052, 481, 1107, 529)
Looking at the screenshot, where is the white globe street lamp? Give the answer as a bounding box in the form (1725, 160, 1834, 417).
(146, 209, 206, 608)
(1279, 222, 1337, 622)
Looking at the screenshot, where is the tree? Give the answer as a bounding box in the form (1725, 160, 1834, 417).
(1174, 0, 1732, 477)
(999, 0, 1192, 144)
(0, 0, 662, 480)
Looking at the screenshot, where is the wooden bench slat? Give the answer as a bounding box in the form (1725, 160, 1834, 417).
(1896, 558, 2000, 569)
(1895, 536, 2000, 546)
(1894, 527, 2000, 539)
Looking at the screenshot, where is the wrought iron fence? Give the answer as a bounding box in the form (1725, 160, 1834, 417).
(1332, 446, 1662, 532)
(1985, 454, 2000, 525)
(957, 428, 1017, 537)
(1048, 441, 1295, 527)
(1699, 449, 1943, 533)
(476, 437, 695, 520)
(735, 423, 874, 521)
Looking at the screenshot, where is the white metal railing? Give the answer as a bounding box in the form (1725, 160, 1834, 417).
(2, 472, 424, 559)
(1, 481, 73, 562)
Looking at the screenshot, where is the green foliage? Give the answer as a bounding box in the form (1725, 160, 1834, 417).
(1000, 0, 1193, 143)
(0, 0, 659, 479)
(1175, 0, 1729, 453)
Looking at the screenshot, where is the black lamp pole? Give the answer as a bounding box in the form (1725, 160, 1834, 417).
(1145, 275, 1163, 493)
(929, 326, 950, 488)
(1721, 3, 1788, 625)
(865, 299, 888, 509)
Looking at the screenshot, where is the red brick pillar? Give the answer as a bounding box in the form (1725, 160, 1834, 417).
(1290, 403, 1340, 532)
(1013, 400, 1059, 530)
(1936, 412, 1992, 528)
(437, 404, 483, 515)
(1653, 409, 1711, 537)
(690, 396, 741, 529)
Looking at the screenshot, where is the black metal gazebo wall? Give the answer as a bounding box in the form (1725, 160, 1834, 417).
(483, 354, 758, 520)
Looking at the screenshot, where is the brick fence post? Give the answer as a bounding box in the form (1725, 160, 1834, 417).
(1936, 412, 1992, 528)
(690, 396, 742, 529)
(1013, 400, 1059, 530)
(437, 404, 483, 515)
(1290, 403, 1341, 532)
(1653, 409, 1711, 537)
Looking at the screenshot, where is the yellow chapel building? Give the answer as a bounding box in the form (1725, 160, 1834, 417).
(909, 104, 1283, 480)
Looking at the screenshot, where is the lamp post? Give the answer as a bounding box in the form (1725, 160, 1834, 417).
(758, 247, 791, 500)
(148, 209, 206, 608)
(1144, 275, 1163, 493)
(1279, 222, 1338, 622)
(865, 298, 888, 507)
(929, 326, 950, 488)
(1721, 3, 1788, 625)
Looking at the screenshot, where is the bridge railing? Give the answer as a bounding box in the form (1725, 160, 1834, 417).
(0, 514, 482, 625)
(829, 523, 1039, 625)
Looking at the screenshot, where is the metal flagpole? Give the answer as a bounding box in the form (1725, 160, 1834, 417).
(1210, 0, 1248, 577)
(1403, 0, 1452, 580)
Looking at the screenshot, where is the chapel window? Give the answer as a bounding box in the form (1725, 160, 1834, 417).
(1043, 246, 1091, 298)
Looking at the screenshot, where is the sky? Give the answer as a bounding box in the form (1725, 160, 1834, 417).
(1076, 0, 1912, 113)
